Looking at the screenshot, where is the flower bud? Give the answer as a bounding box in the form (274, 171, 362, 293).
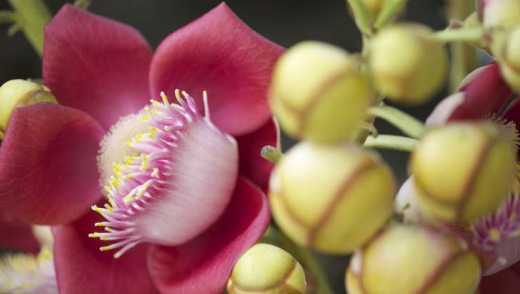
(490, 25, 520, 93)
(0, 79, 57, 136)
(227, 243, 306, 294)
(269, 141, 396, 254)
(482, 0, 520, 29)
(346, 224, 481, 294)
(369, 23, 448, 105)
(410, 122, 516, 223)
(269, 41, 372, 143)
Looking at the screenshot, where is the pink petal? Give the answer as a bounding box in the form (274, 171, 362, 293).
(0, 214, 39, 253)
(426, 92, 464, 127)
(449, 62, 511, 121)
(485, 237, 520, 275)
(480, 262, 520, 294)
(236, 118, 280, 193)
(0, 103, 104, 224)
(149, 3, 284, 136)
(43, 4, 153, 130)
(52, 203, 158, 294)
(148, 176, 270, 294)
(394, 176, 423, 223)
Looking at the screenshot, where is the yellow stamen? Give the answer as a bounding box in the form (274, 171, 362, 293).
(125, 156, 137, 164)
(107, 197, 115, 209)
(123, 194, 134, 205)
(100, 246, 110, 251)
(490, 228, 501, 241)
(160, 91, 169, 104)
(140, 154, 149, 171)
(175, 89, 182, 101)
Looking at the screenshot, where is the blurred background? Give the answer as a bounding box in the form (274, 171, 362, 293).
(0, 1, 447, 293)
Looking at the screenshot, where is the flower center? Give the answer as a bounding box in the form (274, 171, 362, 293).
(89, 90, 239, 258)
(0, 248, 57, 293)
(97, 113, 151, 193)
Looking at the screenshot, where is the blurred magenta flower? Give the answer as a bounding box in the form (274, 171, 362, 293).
(0, 3, 282, 293)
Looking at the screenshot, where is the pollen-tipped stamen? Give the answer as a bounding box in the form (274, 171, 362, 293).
(90, 90, 238, 258)
(0, 248, 57, 293)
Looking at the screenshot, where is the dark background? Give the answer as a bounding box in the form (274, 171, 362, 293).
(0, 1, 446, 293)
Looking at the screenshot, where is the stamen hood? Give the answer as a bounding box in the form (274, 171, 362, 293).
(90, 90, 238, 258)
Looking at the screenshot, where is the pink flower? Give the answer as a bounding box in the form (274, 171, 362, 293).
(0, 3, 283, 293)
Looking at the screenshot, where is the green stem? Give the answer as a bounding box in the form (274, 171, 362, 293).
(0, 10, 18, 23)
(363, 135, 417, 152)
(261, 226, 334, 294)
(261, 145, 282, 164)
(73, 0, 91, 9)
(374, 0, 407, 29)
(445, 0, 478, 92)
(7, 0, 52, 57)
(432, 27, 485, 43)
(448, 37, 478, 92)
(346, 0, 372, 35)
(368, 105, 425, 139)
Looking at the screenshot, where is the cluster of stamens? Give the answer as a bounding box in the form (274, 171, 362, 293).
(472, 167, 520, 256)
(0, 248, 56, 293)
(89, 90, 207, 258)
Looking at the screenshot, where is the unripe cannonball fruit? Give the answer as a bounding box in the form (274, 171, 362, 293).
(269, 41, 372, 143)
(410, 122, 516, 223)
(369, 23, 448, 105)
(346, 224, 481, 294)
(482, 0, 520, 29)
(227, 243, 306, 294)
(0, 79, 57, 134)
(269, 141, 396, 254)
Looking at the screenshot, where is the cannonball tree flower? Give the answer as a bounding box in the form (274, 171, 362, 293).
(397, 62, 520, 291)
(0, 3, 282, 293)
